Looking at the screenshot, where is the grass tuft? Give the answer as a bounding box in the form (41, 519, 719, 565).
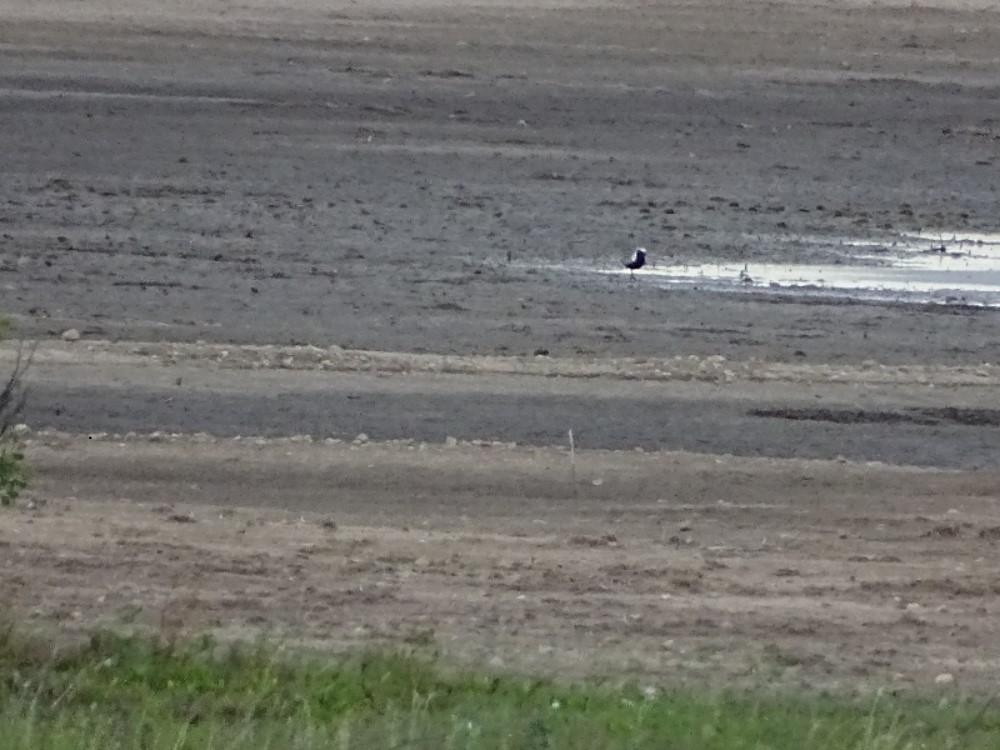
(0, 627, 999, 749)
(0, 317, 31, 506)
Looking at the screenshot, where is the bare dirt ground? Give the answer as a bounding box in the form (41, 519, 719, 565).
(2, 0, 1000, 693)
(11, 340, 1000, 468)
(5, 432, 1000, 694)
(4, 342, 1000, 692)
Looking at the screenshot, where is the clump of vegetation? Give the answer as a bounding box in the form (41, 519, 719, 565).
(1, 626, 999, 749)
(0, 319, 30, 506)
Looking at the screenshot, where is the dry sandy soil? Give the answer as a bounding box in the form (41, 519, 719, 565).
(4, 341, 1000, 692)
(1, 0, 1000, 694)
(6, 429, 1000, 694)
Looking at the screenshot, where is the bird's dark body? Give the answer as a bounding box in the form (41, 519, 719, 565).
(624, 248, 646, 278)
(625, 249, 646, 271)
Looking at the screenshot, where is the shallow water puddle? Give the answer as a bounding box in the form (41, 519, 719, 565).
(590, 231, 1000, 307)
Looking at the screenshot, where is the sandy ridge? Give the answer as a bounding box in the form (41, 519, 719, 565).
(6, 339, 1000, 388)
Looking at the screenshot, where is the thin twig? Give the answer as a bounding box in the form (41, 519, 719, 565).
(0, 339, 35, 436)
(568, 429, 576, 496)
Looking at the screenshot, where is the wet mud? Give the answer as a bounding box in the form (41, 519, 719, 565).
(2, 1, 1000, 365)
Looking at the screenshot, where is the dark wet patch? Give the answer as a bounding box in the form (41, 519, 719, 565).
(27, 383, 1000, 470)
(750, 406, 1000, 427)
(420, 69, 474, 79)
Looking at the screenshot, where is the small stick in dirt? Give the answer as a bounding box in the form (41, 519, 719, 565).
(568, 428, 577, 495)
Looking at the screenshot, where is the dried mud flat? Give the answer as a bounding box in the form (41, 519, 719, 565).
(3, 0, 1000, 695)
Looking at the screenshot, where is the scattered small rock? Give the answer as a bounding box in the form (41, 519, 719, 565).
(61, 328, 81, 342)
(444, 436, 458, 448)
(923, 524, 960, 538)
(934, 672, 955, 685)
(568, 533, 618, 548)
(353, 433, 369, 445)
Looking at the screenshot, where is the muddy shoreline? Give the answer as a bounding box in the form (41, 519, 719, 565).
(3, 1, 1000, 365)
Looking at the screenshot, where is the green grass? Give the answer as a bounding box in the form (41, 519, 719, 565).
(0, 315, 29, 506)
(1, 626, 999, 749)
